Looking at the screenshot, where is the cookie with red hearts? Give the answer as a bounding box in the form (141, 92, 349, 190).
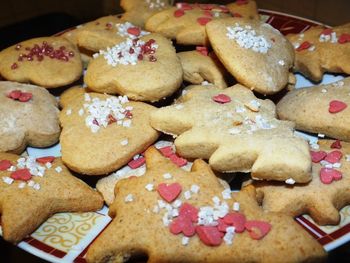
(0, 37, 83, 88)
(0, 153, 103, 243)
(151, 84, 312, 183)
(0, 81, 60, 154)
(277, 78, 350, 142)
(178, 49, 227, 89)
(86, 147, 325, 262)
(59, 90, 159, 175)
(84, 33, 183, 102)
(120, 0, 172, 27)
(253, 140, 350, 225)
(287, 23, 350, 82)
(206, 17, 295, 95)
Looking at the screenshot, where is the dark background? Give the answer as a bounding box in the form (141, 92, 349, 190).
(0, 0, 350, 262)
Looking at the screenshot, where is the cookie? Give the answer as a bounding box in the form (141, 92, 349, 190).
(226, 0, 259, 20)
(84, 33, 183, 102)
(59, 91, 159, 175)
(86, 147, 325, 263)
(120, 0, 171, 28)
(0, 37, 83, 88)
(151, 84, 312, 183)
(277, 78, 350, 142)
(287, 23, 350, 82)
(0, 81, 60, 154)
(0, 153, 103, 243)
(145, 3, 232, 46)
(178, 49, 227, 89)
(206, 17, 295, 95)
(59, 85, 86, 109)
(253, 139, 350, 225)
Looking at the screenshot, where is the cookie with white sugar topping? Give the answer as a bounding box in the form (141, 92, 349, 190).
(277, 78, 350, 142)
(59, 91, 159, 175)
(86, 146, 325, 263)
(0, 37, 83, 88)
(287, 23, 350, 82)
(85, 33, 183, 102)
(0, 81, 60, 154)
(0, 153, 103, 244)
(253, 139, 350, 225)
(206, 17, 294, 95)
(151, 84, 312, 183)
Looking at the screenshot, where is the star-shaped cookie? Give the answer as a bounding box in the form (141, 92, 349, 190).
(0, 153, 103, 243)
(86, 147, 325, 262)
(253, 140, 350, 225)
(0, 81, 60, 154)
(151, 84, 311, 183)
(287, 23, 350, 82)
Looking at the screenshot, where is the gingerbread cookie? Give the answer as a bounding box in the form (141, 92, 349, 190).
(287, 23, 350, 82)
(151, 84, 312, 183)
(85, 33, 183, 102)
(226, 0, 259, 20)
(206, 18, 295, 95)
(145, 3, 232, 46)
(0, 153, 103, 243)
(253, 140, 350, 225)
(59, 91, 159, 175)
(0, 37, 83, 88)
(86, 147, 325, 262)
(120, 0, 171, 28)
(59, 85, 86, 109)
(0, 81, 60, 154)
(178, 49, 227, 89)
(277, 78, 350, 142)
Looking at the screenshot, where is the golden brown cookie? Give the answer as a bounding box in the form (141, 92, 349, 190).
(59, 91, 159, 175)
(0, 81, 60, 154)
(287, 23, 350, 82)
(0, 37, 83, 88)
(206, 17, 295, 95)
(85, 33, 183, 102)
(151, 84, 312, 183)
(120, 0, 172, 27)
(254, 140, 350, 225)
(86, 147, 325, 263)
(59, 85, 86, 109)
(226, 0, 259, 20)
(0, 153, 103, 243)
(178, 49, 227, 89)
(277, 78, 350, 141)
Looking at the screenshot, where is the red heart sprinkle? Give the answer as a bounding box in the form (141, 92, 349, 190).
(128, 157, 145, 169)
(321, 28, 333, 35)
(329, 100, 347, 113)
(8, 90, 22, 99)
(169, 154, 188, 167)
(157, 182, 182, 203)
(296, 41, 311, 51)
(170, 216, 196, 237)
(212, 94, 231, 104)
(197, 17, 212, 26)
(196, 46, 208, 56)
(176, 3, 193, 10)
(0, 160, 12, 171)
(310, 150, 327, 163)
(245, 220, 271, 240)
(174, 9, 185, 17)
(11, 168, 32, 181)
(127, 27, 141, 36)
(217, 218, 230, 232)
(331, 140, 342, 149)
(159, 146, 174, 157)
(223, 212, 246, 233)
(324, 150, 343, 163)
(179, 203, 198, 222)
(232, 12, 242, 17)
(338, 33, 350, 44)
(18, 92, 32, 102)
(196, 226, 222, 246)
(199, 4, 215, 10)
(36, 156, 55, 164)
(320, 168, 342, 184)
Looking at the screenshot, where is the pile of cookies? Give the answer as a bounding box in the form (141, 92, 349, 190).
(1, 0, 350, 262)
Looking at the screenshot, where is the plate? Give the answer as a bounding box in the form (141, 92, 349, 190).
(1, 9, 349, 263)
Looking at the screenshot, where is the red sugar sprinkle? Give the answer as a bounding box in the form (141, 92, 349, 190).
(329, 100, 347, 113)
(245, 220, 272, 240)
(169, 154, 188, 167)
(296, 41, 312, 51)
(8, 90, 32, 102)
(338, 33, 350, 44)
(212, 94, 231, 104)
(128, 157, 145, 169)
(11, 168, 32, 181)
(179, 203, 198, 222)
(324, 150, 342, 164)
(170, 216, 196, 237)
(223, 212, 246, 233)
(199, 4, 215, 10)
(196, 46, 208, 56)
(36, 156, 55, 164)
(203, 10, 213, 17)
(8, 90, 22, 100)
(331, 140, 342, 149)
(157, 182, 182, 203)
(159, 146, 174, 157)
(196, 226, 222, 246)
(310, 150, 327, 163)
(320, 168, 342, 184)
(232, 12, 242, 17)
(0, 160, 12, 171)
(127, 27, 141, 36)
(197, 17, 212, 26)
(174, 9, 185, 17)
(236, 0, 249, 5)
(176, 3, 193, 10)
(320, 28, 333, 35)
(11, 63, 18, 70)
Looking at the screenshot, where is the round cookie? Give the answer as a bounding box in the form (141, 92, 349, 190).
(85, 33, 183, 102)
(206, 18, 294, 95)
(0, 37, 83, 88)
